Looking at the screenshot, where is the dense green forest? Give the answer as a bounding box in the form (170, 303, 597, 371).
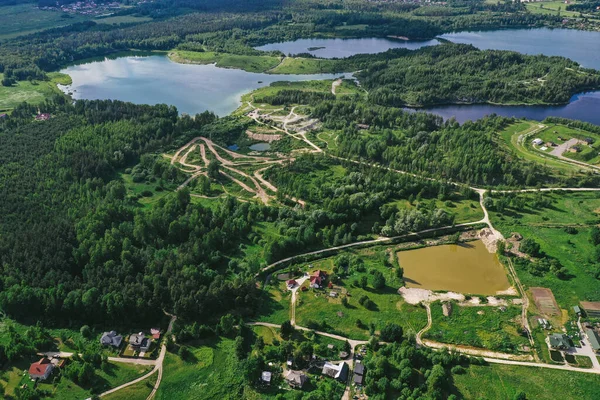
(357, 44, 600, 106)
(0, 98, 271, 326)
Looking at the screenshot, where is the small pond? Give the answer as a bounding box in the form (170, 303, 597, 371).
(249, 142, 271, 151)
(255, 37, 439, 59)
(397, 240, 510, 295)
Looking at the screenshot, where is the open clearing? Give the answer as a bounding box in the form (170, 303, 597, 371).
(531, 287, 560, 316)
(454, 363, 600, 400)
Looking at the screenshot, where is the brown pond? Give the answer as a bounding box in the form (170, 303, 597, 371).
(397, 240, 510, 295)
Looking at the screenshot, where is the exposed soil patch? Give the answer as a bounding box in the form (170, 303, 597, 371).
(531, 287, 560, 316)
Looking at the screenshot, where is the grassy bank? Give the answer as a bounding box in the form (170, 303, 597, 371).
(454, 363, 600, 399)
(169, 50, 281, 73)
(490, 191, 600, 309)
(424, 302, 530, 353)
(170, 50, 344, 74)
(0, 72, 70, 112)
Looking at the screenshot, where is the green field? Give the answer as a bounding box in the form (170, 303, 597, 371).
(454, 363, 600, 399)
(490, 191, 600, 309)
(156, 337, 344, 400)
(0, 3, 91, 40)
(293, 252, 427, 340)
(393, 197, 483, 224)
(95, 15, 153, 25)
(256, 280, 292, 325)
(0, 358, 150, 399)
(170, 51, 282, 73)
(424, 302, 530, 353)
(268, 57, 339, 74)
(103, 374, 156, 400)
(525, 1, 582, 17)
(0, 72, 70, 112)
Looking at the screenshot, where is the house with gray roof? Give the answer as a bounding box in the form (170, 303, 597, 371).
(100, 331, 123, 347)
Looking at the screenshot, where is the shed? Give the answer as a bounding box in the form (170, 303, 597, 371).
(353, 363, 366, 385)
(261, 371, 272, 384)
(573, 306, 582, 316)
(585, 329, 600, 353)
(532, 138, 543, 146)
(581, 301, 600, 318)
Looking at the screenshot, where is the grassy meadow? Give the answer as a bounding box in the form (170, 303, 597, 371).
(0, 72, 70, 112)
(454, 363, 600, 399)
(103, 374, 156, 400)
(424, 302, 530, 353)
(293, 251, 427, 340)
(170, 50, 282, 73)
(490, 191, 600, 309)
(0, 3, 90, 40)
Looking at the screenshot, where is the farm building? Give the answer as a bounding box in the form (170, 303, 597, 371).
(532, 138, 543, 146)
(573, 306, 582, 316)
(100, 331, 123, 347)
(284, 370, 307, 388)
(581, 301, 600, 318)
(310, 270, 327, 288)
(286, 279, 298, 289)
(353, 362, 366, 385)
(29, 358, 54, 381)
(322, 361, 348, 381)
(546, 333, 571, 350)
(129, 333, 152, 351)
(585, 329, 600, 353)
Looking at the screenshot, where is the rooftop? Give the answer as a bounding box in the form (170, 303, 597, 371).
(585, 329, 600, 351)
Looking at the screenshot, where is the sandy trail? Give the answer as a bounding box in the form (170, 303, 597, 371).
(332, 78, 342, 95)
(178, 144, 201, 171)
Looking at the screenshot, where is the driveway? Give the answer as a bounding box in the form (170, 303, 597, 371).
(564, 319, 600, 370)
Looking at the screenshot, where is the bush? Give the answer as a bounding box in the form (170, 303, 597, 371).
(520, 238, 541, 257)
(380, 323, 403, 343)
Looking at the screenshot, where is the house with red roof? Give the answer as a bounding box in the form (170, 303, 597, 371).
(286, 279, 298, 289)
(310, 270, 327, 288)
(29, 358, 54, 381)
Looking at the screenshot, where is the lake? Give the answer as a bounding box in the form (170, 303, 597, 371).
(59, 55, 346, 116)
(255, 37, 439, 58)
(428, 28, 600, 124)
(440, 28, 600, 69)
(414, 91, 600, 125)
(397, 240, 511, 295)
(59, 29, 600, 123)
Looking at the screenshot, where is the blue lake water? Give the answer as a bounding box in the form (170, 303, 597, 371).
(59, 55, 347, 116)
(255, 37, 440, 58)
(59, 30, 600, 124)
(440, 28, 600, 69)
(416, 92, 600, 125)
